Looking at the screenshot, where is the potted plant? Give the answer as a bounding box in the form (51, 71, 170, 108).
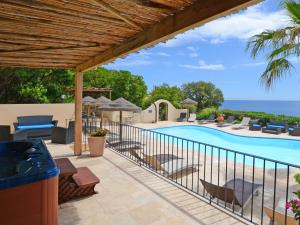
(88, 128, 109, 157)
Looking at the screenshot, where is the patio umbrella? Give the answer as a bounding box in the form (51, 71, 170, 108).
(96, 97, 141, 141)
(82, 96, 96, 117)
(181, 98, 197, 118)
(94, 96, 115, 128)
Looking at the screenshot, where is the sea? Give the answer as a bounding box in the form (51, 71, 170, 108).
(220, 100, 300, 117)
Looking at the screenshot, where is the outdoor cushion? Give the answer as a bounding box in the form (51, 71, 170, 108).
(17, 124, 54, 130)
(252, 124, 261, 127)
(17, 115, 53, 126)
(267, 125, 285, 129)
(289, 128, 295, 131)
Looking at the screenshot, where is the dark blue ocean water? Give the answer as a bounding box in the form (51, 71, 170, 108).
(220, 100, 300, 117)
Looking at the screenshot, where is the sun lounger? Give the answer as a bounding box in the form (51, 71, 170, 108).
(188, 113, 197, 122)
(217, 116, 235, 127)
(129, 150, 199, 179)
(108, 140, 144, 151)
(264, 206, 298, 225)
(200, 178, 261, 210)
(198, 114, 215, 124)
(232, 117, 251, 130)
(177, 113, 187, 122)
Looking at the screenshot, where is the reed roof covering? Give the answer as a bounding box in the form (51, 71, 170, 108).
(0, 0, 260, 71)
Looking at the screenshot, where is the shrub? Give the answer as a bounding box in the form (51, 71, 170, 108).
(90, 128, 109, 137)
(219, 109, 300, 125)
(197, 107, 219, 120)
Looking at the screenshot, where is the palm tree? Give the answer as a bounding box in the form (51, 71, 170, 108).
(247, 0, 300, 88)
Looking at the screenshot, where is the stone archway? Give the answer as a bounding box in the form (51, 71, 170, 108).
(158, 102, 168, 121)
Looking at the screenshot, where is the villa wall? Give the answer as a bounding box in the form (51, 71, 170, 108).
(141, 99, 187, 123)
(0, 104, 74, 130)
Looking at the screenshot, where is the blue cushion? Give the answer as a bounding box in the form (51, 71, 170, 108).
(17, 124, 54, 130)
(267, 125, 285, 129)
(252, 124, 261, 127)
(289, 128, 295, 131)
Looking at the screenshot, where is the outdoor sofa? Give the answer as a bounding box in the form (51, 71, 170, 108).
(200, 178, 261, 210)
(262, 121, 288, 135)
(0, 125, 27, 141)
(249, 120, 262, 131)
(288, 126, 300, 136)
(14, 115, 58, 139)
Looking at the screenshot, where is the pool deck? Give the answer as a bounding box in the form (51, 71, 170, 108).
(135, 121, 300, 140)
(48, 142, 245, 225)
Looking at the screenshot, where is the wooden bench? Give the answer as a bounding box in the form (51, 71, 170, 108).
(54, 158, 100, 204)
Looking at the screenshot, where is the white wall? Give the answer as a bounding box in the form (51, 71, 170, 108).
(0, 104, 74, 129)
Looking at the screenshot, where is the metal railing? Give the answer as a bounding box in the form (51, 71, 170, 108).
(82, 118, 300, 225)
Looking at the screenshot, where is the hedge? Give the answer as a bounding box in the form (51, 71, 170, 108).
(197, 108, 300, 125)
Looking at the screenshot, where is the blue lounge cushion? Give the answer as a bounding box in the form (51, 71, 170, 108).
(267, 125, 285, 129)
(252, 124, 261, 128)
(17, 124, 54, 130)
(289, 128, 295, 131)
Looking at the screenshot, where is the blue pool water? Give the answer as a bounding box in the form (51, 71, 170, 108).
(152, 126, 300, 167)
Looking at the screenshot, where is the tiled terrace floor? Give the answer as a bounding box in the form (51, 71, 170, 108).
(47, 142, 246, 225)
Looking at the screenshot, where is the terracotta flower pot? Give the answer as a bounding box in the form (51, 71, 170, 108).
(217, 114, 224, 123)
(88, 136, 106, 157)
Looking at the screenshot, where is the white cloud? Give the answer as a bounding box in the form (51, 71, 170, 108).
(242, 62, 267, 67)
(186, 46, 198, 58)
(105, 58, 153, 67)
(156, 52, 170, 57)
(189, 52, 198, 58)
(180, 60, 225, 71)
(160, 2, 289, 47)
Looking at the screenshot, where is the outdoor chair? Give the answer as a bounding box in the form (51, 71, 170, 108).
(249, 120, 262, 131)
(129, 149, 199, 179)
(198, 114, 216, 124)
(217, 116, 235, 127)
(0, 125, 29, 141)
(232, 117, 251, 130)
(289, 127, 300, 136)
(54, 158, 100, 204)
(51, 121, 75, 144)
(177, 113, 187, 122)
(264, 207, 298, 225)
(188, 113, 197, 122)
(200, 178, 261, 210)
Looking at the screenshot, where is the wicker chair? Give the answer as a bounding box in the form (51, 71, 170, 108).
(51, 121, 75, 144)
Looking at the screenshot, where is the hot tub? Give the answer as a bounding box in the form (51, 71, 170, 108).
(0, 139, 59, 225)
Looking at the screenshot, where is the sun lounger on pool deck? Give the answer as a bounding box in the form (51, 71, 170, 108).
(198, 114, 215, 124)
(217, 116, 235, 127)
(188, 113, 197, 122)
(200, 178, 261, 210)
(232, 117, 251, 130)
(129, 149, 199, 179)
(289, 126, 300, 136)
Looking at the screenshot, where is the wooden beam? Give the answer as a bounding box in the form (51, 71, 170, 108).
(74, 71, 83, 156)
(77, 0, 261, 72)
(92, 0, 142, 30)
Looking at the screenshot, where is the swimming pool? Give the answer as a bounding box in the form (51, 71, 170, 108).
(152, 125, 300, 167)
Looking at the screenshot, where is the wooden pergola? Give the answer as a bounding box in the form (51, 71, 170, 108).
(0, 0, 260, 155)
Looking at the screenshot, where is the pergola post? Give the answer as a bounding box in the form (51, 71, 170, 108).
(74, 70, 83, 156)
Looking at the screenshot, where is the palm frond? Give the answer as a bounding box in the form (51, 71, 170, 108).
(285, 0, 300, 25)
(260, 58, 294, 88)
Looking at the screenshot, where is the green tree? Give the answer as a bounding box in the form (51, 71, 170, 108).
(147, 83, 183, 108)
(0, 68, 74, 103)
(247, 0, 300, 87)
(84, 67, 147, 106)
(181, 81, 224, 110)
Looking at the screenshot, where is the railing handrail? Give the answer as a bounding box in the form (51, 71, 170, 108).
(119, 122, 300, 169)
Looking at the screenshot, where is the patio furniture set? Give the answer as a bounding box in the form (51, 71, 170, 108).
(0, 115, 75, 143)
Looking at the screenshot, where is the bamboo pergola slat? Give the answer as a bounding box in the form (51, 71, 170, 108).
(0, 0, 261, 155)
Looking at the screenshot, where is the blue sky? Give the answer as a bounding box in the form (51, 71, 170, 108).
(104, 0, 300, 101)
